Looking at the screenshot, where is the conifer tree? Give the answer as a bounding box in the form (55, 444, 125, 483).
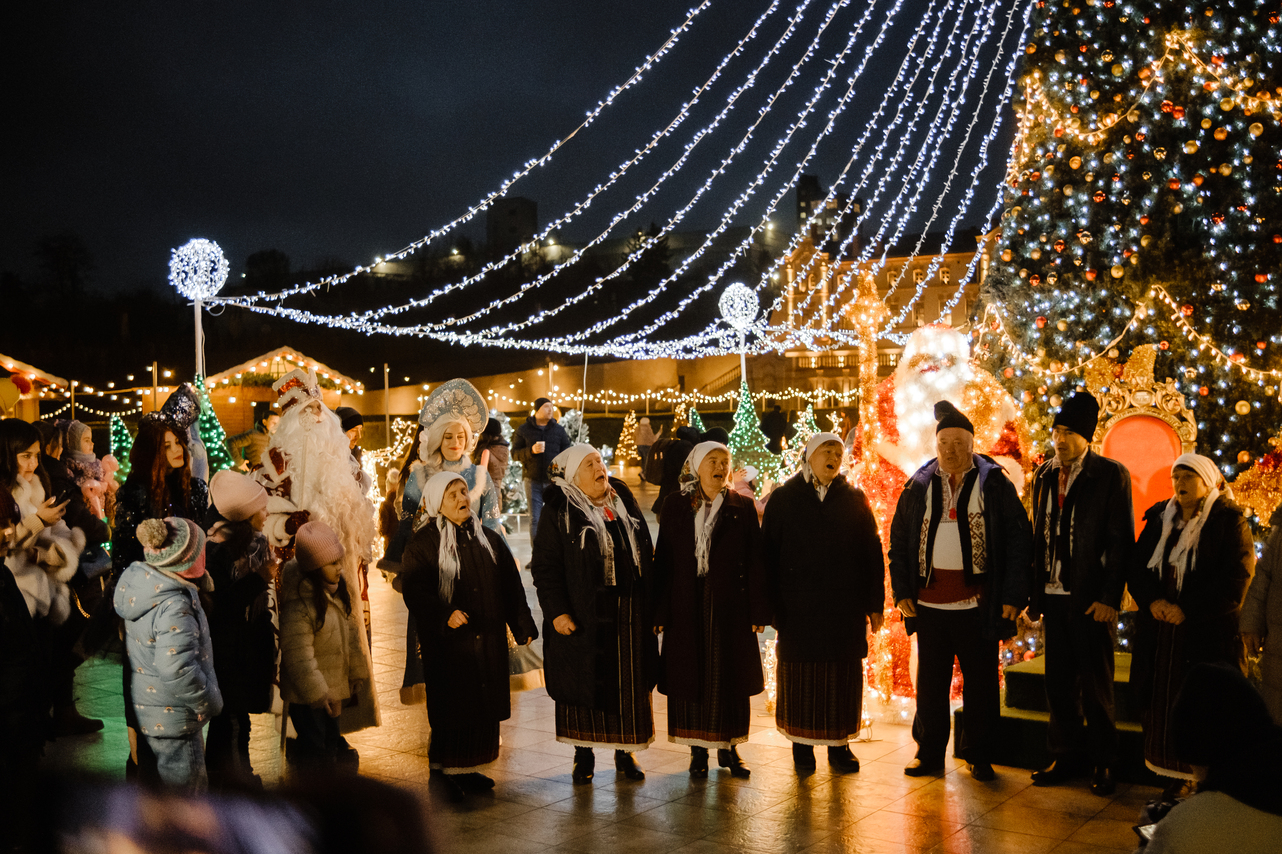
(727, 381, 777, 489)
(983, 0, 1280, 473)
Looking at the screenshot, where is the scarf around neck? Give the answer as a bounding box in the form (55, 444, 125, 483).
(552, 476, 640, 586)
(678, 443, 729, 578)
(1147, 489, 1222, 594)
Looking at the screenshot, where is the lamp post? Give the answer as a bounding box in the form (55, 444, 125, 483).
(718, 282, 760, 384)
(169, 239, 230, 380)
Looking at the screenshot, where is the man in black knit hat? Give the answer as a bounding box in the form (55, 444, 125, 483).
(889, 401, 1033, 780)
(1028, 390, 1134, 796)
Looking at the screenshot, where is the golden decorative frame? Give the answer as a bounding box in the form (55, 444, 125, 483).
(1091, 375, 1197, 454)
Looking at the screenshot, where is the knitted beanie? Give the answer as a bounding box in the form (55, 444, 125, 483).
(67, 420, 92, 453)
(295, 521, 345, 573)
(335, 406, 364, 433)
(934, 400, 975, 434)
(1052, 391, 1100, 441)
(137, 517, 206, 579)
(209, 469, 268, 521)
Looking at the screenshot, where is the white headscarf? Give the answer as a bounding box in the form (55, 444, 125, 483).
(801, 432, 844, 497)
(423, 471, 494, 602)
(680, 442, 729, 577)
(550, 444, 640, 586)
(1146, 453, 1227, 593)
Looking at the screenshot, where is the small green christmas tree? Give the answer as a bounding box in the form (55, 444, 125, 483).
(727, 381, 777, 492)
(616, 410, 638, 468)
(777, 404, 821, 482)
(686, 405, 706, 432)
(109, 415, 133, 482)
(194, 376, 234, 475)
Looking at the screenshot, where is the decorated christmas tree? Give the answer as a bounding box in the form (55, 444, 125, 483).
(727, 380, 777, 490)
(560, 408, 588, 445)
(109, 415, 133, 482)
(686, 405, 706, 433)
(194, 376, 234, 475)
(982, 0, 1281, 474)
(492, 410, 528, 519)
(616, 410, 638, 468)
(777, 404, 822, 481)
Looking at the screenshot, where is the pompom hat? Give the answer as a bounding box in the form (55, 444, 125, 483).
(137, 517, 206, 579)
(295, 521, 345, 573)
(934, 400, 975, 434)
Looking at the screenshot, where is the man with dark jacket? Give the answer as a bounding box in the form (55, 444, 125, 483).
(763, 432, 884, 774)
(1027, 391, 1133, 796)
(651, 425, 701, 514)
(510, 398, 572, 540)
(889, 401, 1033, 781)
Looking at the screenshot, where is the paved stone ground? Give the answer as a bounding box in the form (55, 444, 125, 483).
(44, 473, 1156, 853)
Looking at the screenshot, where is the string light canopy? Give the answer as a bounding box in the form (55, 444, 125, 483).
(200, 0, 1031, 358)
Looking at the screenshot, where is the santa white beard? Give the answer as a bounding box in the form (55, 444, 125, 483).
(874, 325, 1016, 476)
(262, 405, 376, 564)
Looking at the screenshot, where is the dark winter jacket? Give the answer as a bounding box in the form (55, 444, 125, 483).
(1029, 450, 1134, 613)
(651, 425, 700, 514)
(530, 478, 657, 709)
(0, 563, 47, 771)
(888, 455, 1033, 640)
(762, 472, 884, 663)
(203, 526, 276, 714)
(654, 489, 770, 701)
(401, 520, 536, 726)
(511, 417, 572, 482)
(42, 455, 109, 551)
(111, 472, 209, 577)
(1128, 495, 1255, 713)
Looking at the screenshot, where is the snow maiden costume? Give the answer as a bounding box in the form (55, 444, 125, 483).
(400, 471, 536, 796)
(392, 379, 503, 704)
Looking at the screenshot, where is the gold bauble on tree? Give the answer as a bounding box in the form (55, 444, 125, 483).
(1235, 400, 1252, 415)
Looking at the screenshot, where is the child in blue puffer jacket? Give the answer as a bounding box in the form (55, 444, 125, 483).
(114, 516, 223, 791)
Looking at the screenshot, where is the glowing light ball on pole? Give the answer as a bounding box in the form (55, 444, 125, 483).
(169, 238, 229, 379)
(719, 282, 759, 381)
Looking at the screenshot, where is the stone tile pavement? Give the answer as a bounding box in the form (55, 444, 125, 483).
(43, 475, 1156, 852)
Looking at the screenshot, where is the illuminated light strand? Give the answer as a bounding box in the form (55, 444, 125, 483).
(881, 0, 1034, 338)
(236, 0, 878, 348)
(206, 2, 713, 306)
(406, 0, 822, 332)
(486, 385, 861, 410)
(227, 0, 853, 340)
(756, 0, 974, 328)
(601, 0, 930, 349)
(979, 301, 1145, 379)
(1149, 285, 1282, 384)
(754, 0, 969, 324)
(786, 0, 1027, 335)
(271, 0, 798, 328)
(437, 0, 864, 342)
(40, 400, 145, 418)
(791, 0, 1016, 327)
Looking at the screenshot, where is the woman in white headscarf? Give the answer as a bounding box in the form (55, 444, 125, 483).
(653, 442, 769, 778)
(1128, 453, 1255, 786)
(401, 472, 536, 801)
(529, 444, 656, 784)
(393, 379, 503, 704)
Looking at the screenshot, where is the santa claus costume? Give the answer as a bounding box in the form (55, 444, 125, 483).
(255, 368, 379, 733)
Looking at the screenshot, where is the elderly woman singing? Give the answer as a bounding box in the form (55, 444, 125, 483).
(530, 444, 657, 784)
(401, 471, 537, 801)
(1128, 453, 1255, 789)
(653, 441, 770, 778)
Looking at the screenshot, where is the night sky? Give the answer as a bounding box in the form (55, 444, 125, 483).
(4, 0, 1016, 362)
